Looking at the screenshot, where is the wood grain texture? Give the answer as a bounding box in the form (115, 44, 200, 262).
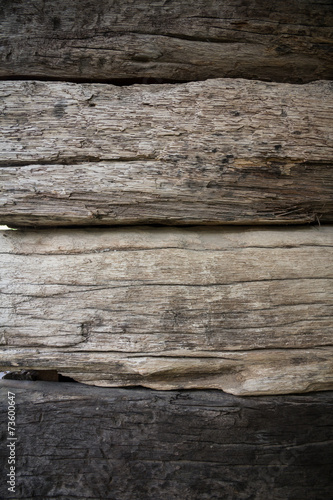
(1, 381, 333, 500)
(0, 0, 332, 83)
(1, 79, 333, 227)
(1, 226, 332, 395)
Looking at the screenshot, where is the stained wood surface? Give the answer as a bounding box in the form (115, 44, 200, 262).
(1, 226, 332, 395)
(1, 79, 332, 227)
(0, 0, 332, 83)
(1, 381, 333, 500)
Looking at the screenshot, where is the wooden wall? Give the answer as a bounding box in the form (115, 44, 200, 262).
(0, 1, 333, 498)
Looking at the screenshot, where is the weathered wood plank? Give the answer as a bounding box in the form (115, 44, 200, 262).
(1, 79, 332, 227)
(1, 226, 332, 395)
(1, 381, 333, 499)
(0, 0, 332, 83)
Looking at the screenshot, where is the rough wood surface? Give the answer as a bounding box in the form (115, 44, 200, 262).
(0, 0, 332, 83)
(1, 79, 333, 227)
(1, 226, 332, 395)
(1, 381, 333, 500)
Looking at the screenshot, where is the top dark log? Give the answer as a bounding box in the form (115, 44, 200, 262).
(0, 0, 332, 84)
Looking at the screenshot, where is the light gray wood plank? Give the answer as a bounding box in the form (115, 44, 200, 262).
(1, 79, 332, 226)
(1, 226, 332, 395)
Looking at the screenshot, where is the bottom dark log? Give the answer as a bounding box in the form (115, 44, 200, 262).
(1, 381, 332, 500)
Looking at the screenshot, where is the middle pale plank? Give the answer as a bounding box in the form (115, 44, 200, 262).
(1, 226, 332, 395)
(1, 79, 332, 227)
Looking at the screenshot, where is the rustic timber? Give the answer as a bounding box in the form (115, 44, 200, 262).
(0, 0, 332, 84)
(1, 226, 332, 395)
(1, 79, 333, 227)
(1, 381, 333, 499)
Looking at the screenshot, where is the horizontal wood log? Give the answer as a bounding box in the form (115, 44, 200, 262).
(1, 79, 333, 227)
(0, 0, 332, 83)
(1, 381, 333, 499)
(1, 226, 332, 395)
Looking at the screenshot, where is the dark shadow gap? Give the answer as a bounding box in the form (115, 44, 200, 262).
(0, 74, 318, 85)
(3, 370, 79, 384)
(0, 75, 195, 86)
(3, 218, 328, 231)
